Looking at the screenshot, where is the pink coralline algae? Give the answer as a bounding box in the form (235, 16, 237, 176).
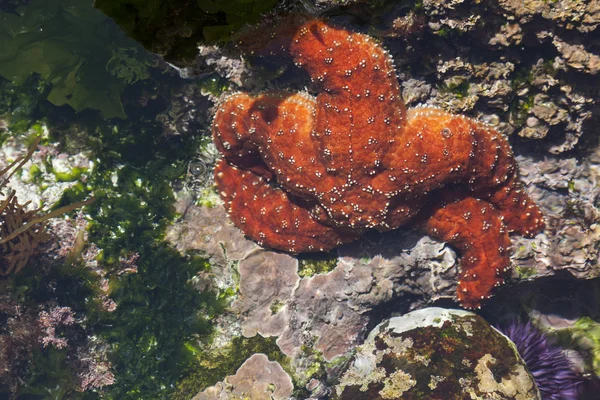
(212, 19, 544, 308)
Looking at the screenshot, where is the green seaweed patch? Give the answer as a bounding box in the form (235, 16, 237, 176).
(510, 94, 535, 126)
(0, 0, 153, 119)
(53, 166, 88, 183)
(51, 182, 92, 212)
(573, 317, 600, 375)
(15, 347, 87, 399)
(514, 266, 538, 280)
(198, 74, 230, 97)
(27, 163, 44, 184)
(440, 79, 470, 99)
(435, 26, 465, 39)
(91, 247, 225, 400)
(270, 299, 285, 315)
(553, 316, 600, 376)
(511, 67, 534, 90)
(171, 336, 288, 400)
(71, 111, 216, 399)
(297, 251, 338, 278)
(196, 186, 221, 208)
(0, 75, 47, 136)
(291, 344, 328, 398)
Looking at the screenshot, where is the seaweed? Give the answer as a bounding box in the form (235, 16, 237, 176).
(1, 0, 251, 396)
(0, 137, 94, 275)
(0, 0, 152, 119)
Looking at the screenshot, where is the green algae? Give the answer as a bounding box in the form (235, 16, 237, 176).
(297, 251, 338, 278)
(1, 55, 228, 400)
(73, 103, 225, 399)
(16, 347, 86, 399)
(553, 316, 600, 376)
(0, 75, 46, 136)
(572, 317, 600, 375)
(199, 74, 230, 97)
(514, 266, 538, 279)
(0, 0, 152, 119)
(92, 248, 224, 399)
(441, 79, 470, 99)
(3, 130, 224, 399)
(172, 336, 288, 399)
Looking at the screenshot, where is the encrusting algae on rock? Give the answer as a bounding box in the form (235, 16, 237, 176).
(211, 18, 544, 309)
(333, 308, 541, 400)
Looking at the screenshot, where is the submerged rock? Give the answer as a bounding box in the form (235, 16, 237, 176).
(332, 308, 541, 400)
(510, 142, 600, 281)
(167, 201, 458, 361)
(193, 353, 293, 400)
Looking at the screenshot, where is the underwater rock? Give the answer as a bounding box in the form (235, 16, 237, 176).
(261, 233, 457, 360)
(509, 143, 600, 280)
(332, 307, 541, 400)
(166, 197, 259, 296)
(193, 353, 293, 400)
(232, 250, 300, 339)
(495, 0, 600, 32)
(167, 201, 457, 360)
(420, 0, 598, 153)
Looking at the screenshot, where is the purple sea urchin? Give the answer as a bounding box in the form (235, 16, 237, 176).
(501, 320, 582, 400)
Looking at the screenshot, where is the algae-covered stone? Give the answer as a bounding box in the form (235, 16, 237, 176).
(193, 353, 292, 400)
(333, 308, 541, 400)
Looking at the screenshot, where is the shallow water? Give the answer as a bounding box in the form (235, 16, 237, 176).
(1, 0, 599, 399)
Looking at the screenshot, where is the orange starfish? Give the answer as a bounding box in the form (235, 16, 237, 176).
(212, 19, 544, 308)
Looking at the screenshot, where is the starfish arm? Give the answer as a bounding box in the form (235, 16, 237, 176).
(486, 176, 545, 237)
(214, 91, 340, 199)
(461, 114, 545, 236)
(379, 106, 544, 236)
(211, 18, 546, 308)
(215, 160, 357, 253)
(422, 197, 512, 309)
(290, 20, 406, 175)
(212, 93, 273, 180)
(375, 107, 475, 195)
